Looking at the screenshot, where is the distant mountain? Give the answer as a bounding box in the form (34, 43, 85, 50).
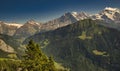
(41, 12, 89, 31)
(0, 21, 22, 36)
(0, 12, 89, 40)
(92, 7, 120, 23)
(71, 12, 89, 20)
(41, 7, 120, 31)
(24, 19, 120, 71)
(41, 12, 77, 31)
(14, 20, 41, 40)
(7, 23, 22, 28)
(0, 7, 120, 40)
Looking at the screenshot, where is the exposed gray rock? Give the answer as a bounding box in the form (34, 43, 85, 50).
(0, 39, 15, 53)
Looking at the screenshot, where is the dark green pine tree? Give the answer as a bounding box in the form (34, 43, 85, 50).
(21, 40, 57, 71)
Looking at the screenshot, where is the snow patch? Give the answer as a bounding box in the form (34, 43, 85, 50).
(72, 12, 78, 15)
(104, 12, 114, 20)
(27, 20, 40, 25)
(71, 12, 79, 20)
(6, 23, 23, 28)
(105, 7, 118, 11)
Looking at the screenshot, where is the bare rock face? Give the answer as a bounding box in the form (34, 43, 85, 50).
(0, 21, 19, 36)
(41, 12, 89, 31)
(14, 20, 41, 39)
(41, 12, 77, 31)
(0, 39, 15, 53)
(72, 12, 89, 20)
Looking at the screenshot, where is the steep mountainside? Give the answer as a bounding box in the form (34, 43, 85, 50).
(41, 12, 89, 31)
(0, 34, 21, 58)
(14, 20, 41, 40)
(90, 7, 120, 30)
(0, 21, 20, 36)
(41, 7, 120, 31)
(0, 39, 15, 53)
(72, 12, 89, 20)
(24, 19, 120, 71)
(41, 12, 77, 31)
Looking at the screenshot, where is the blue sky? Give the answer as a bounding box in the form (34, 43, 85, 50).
(0, 0, 120, 23)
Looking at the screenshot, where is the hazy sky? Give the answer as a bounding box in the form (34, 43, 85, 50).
(0, 0, 120, 23)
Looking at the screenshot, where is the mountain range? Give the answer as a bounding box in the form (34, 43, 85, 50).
(0, 7, 120, 40)
(0, 7, 120, 71)
(0, 21, 22, 36)
(24, 19, 120, 71)
(92, 7, 120, 24)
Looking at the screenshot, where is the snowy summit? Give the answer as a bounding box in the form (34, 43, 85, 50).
(104, 7, 118, 11)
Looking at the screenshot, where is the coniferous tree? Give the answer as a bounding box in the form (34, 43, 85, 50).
(21, 40, 57, 71)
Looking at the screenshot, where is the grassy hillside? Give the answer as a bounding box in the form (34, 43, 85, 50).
(24, 19, 120, 71)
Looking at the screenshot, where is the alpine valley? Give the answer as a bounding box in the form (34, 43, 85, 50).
(0, 7, 120, 71)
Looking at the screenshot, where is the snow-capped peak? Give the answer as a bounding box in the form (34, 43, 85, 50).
(102, 7, 120, 20)
(72, 12, 78, 15)
(104, 7, 120, 13)
(26, 20, 39, 25)
(71, 12, 79, 20)
(91, 7, 120, 24)
(71, 12, 89, 20)
(104, 7, 118, 11)
(7, 23, 23, 28)
(0, 21, 23, 28)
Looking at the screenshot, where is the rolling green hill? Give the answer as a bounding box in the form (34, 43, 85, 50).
(24, 19, 120, 71)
